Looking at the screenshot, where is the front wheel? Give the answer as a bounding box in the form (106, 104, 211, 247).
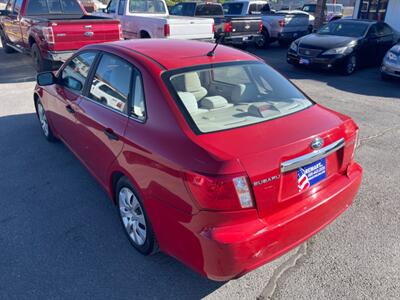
(36, 99, 57, 142)
(341, 54, 357, 75)
(117, 177, 158, 255)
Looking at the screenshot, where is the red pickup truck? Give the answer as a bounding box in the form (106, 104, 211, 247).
(0, 0, 121, 71)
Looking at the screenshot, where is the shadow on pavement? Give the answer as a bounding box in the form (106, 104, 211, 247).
(249, 46, 400, 99)
(0, 113, 223, 299)
(0, 46, 36, 83)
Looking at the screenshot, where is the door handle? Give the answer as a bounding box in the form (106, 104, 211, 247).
(103, 128, 119, 141)
(66, 104, 75, 114)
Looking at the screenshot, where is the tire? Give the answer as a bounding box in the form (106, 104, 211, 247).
(36, 98, 57, 142)
(0, 30, 15, 53)
(31, 43, 53, 72)
(256, 28, 270, 49)
(341, 54, 357, 75)
(116, 176, 158, 255)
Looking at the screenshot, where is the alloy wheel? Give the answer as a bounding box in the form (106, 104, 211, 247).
(118, 187, 147, 246)
(346, 56, 356, 74)
(37, 102, 49, 137)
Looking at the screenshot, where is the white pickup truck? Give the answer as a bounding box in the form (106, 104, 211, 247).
(95, 0, 214, 41)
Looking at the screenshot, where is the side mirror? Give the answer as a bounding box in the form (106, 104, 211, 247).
(0, 10, 8, 16)
(102, 8, 108, 13)
(37, 72, 56, 86)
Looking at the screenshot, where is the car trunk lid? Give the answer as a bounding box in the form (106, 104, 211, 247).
(196, 105, 357, 218)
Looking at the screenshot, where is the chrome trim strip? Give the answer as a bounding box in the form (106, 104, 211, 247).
(280, 138, 345, 173)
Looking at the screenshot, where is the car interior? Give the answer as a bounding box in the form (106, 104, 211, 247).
(170, 64, 311, 133)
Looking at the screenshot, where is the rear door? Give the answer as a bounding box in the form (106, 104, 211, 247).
(73, 52, 132, 185)
(375, 23, 395, 60)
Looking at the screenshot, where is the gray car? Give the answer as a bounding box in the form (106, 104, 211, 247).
(381, 43, 400, 80)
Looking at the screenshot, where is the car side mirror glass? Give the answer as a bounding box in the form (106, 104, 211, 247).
(37, 72, 56, 86)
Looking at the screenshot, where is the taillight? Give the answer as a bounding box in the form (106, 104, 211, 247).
(164, 24, 170, 37)
(224, 21, 232, 33)
(259, 20, 263, 33)
(212, 22, 215, 34)
(185, 172, 254, 211)
(279, 20, 286, 27)
(118, 23, 123, 40)
(42, 27, 54, 44)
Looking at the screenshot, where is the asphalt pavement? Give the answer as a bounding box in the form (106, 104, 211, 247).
(0, 44, 399, 300)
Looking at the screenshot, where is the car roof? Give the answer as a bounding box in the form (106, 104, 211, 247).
(334, 18, 376, 24)
(93, 39, 262, 70)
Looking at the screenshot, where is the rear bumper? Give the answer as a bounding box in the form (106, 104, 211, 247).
(277, 31, 308, 42)
(222, 34, 263, 45)
(195, 163, 362, 281)
(46, 51, 75, 62)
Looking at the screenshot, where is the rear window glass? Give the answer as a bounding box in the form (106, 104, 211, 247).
(165, 62, 312, 134)
(26, 0, 83, 15)
(222, 3, 243, 15)
(195, 4, 223, 16)
(129, 0, 166, 13)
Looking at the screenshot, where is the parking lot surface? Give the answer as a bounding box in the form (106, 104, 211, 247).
(0, 44, 399, 300)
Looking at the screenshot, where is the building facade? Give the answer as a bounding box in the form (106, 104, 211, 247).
(353, 0, 400, 31)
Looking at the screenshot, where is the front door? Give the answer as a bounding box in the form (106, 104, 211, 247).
(73, 53, 132, 185)
(48, 51, 98, 154)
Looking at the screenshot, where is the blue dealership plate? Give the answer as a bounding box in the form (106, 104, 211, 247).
(297, 158, 326, 191)
(299, 58, 310, 65)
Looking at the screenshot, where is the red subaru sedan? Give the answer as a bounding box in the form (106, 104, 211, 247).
(34, 39, 362, 281)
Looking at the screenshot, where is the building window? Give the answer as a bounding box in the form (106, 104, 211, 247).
(358, 0, 389, 21)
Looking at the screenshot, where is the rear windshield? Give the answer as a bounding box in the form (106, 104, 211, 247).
(196, 4, 223, 16)
(26, 0, 83, 15)
(302, 4, 316, 12)
(164, 62, 312, 134)
(129, 0, 166, 14)
(318, 21, 369, 37)
(222, 3, 243, 15)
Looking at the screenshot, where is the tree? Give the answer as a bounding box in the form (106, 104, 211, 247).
(314, 0, 327, 30)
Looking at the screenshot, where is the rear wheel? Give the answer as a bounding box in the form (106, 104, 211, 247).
(116, 177, 158, 255)
(0, 31, 15, 54)
(31, 43, 53, 72)
(256, 28, 270, 49)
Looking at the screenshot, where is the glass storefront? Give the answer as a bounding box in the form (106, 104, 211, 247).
(358, 0, 389, 21)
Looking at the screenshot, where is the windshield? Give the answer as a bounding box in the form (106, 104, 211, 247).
(129, 0, 166, 14)
(302, 4, 316, 12)
(318, 22, 369, 37)
(165, 62, 313, 134)
(26, 0, 83, 15)
(222, 3, 243, 15)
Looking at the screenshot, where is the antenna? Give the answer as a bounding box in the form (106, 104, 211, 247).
(207, 34, 225, 57)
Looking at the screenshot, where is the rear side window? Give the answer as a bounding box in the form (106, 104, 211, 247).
(118, 0, 126, 15)
(14, 0, 23, 13)
(60, 52, 97, 92)
(26, 0, 83, 15)
(195, 4, 223, 16)
(88, 54, 132, 114)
